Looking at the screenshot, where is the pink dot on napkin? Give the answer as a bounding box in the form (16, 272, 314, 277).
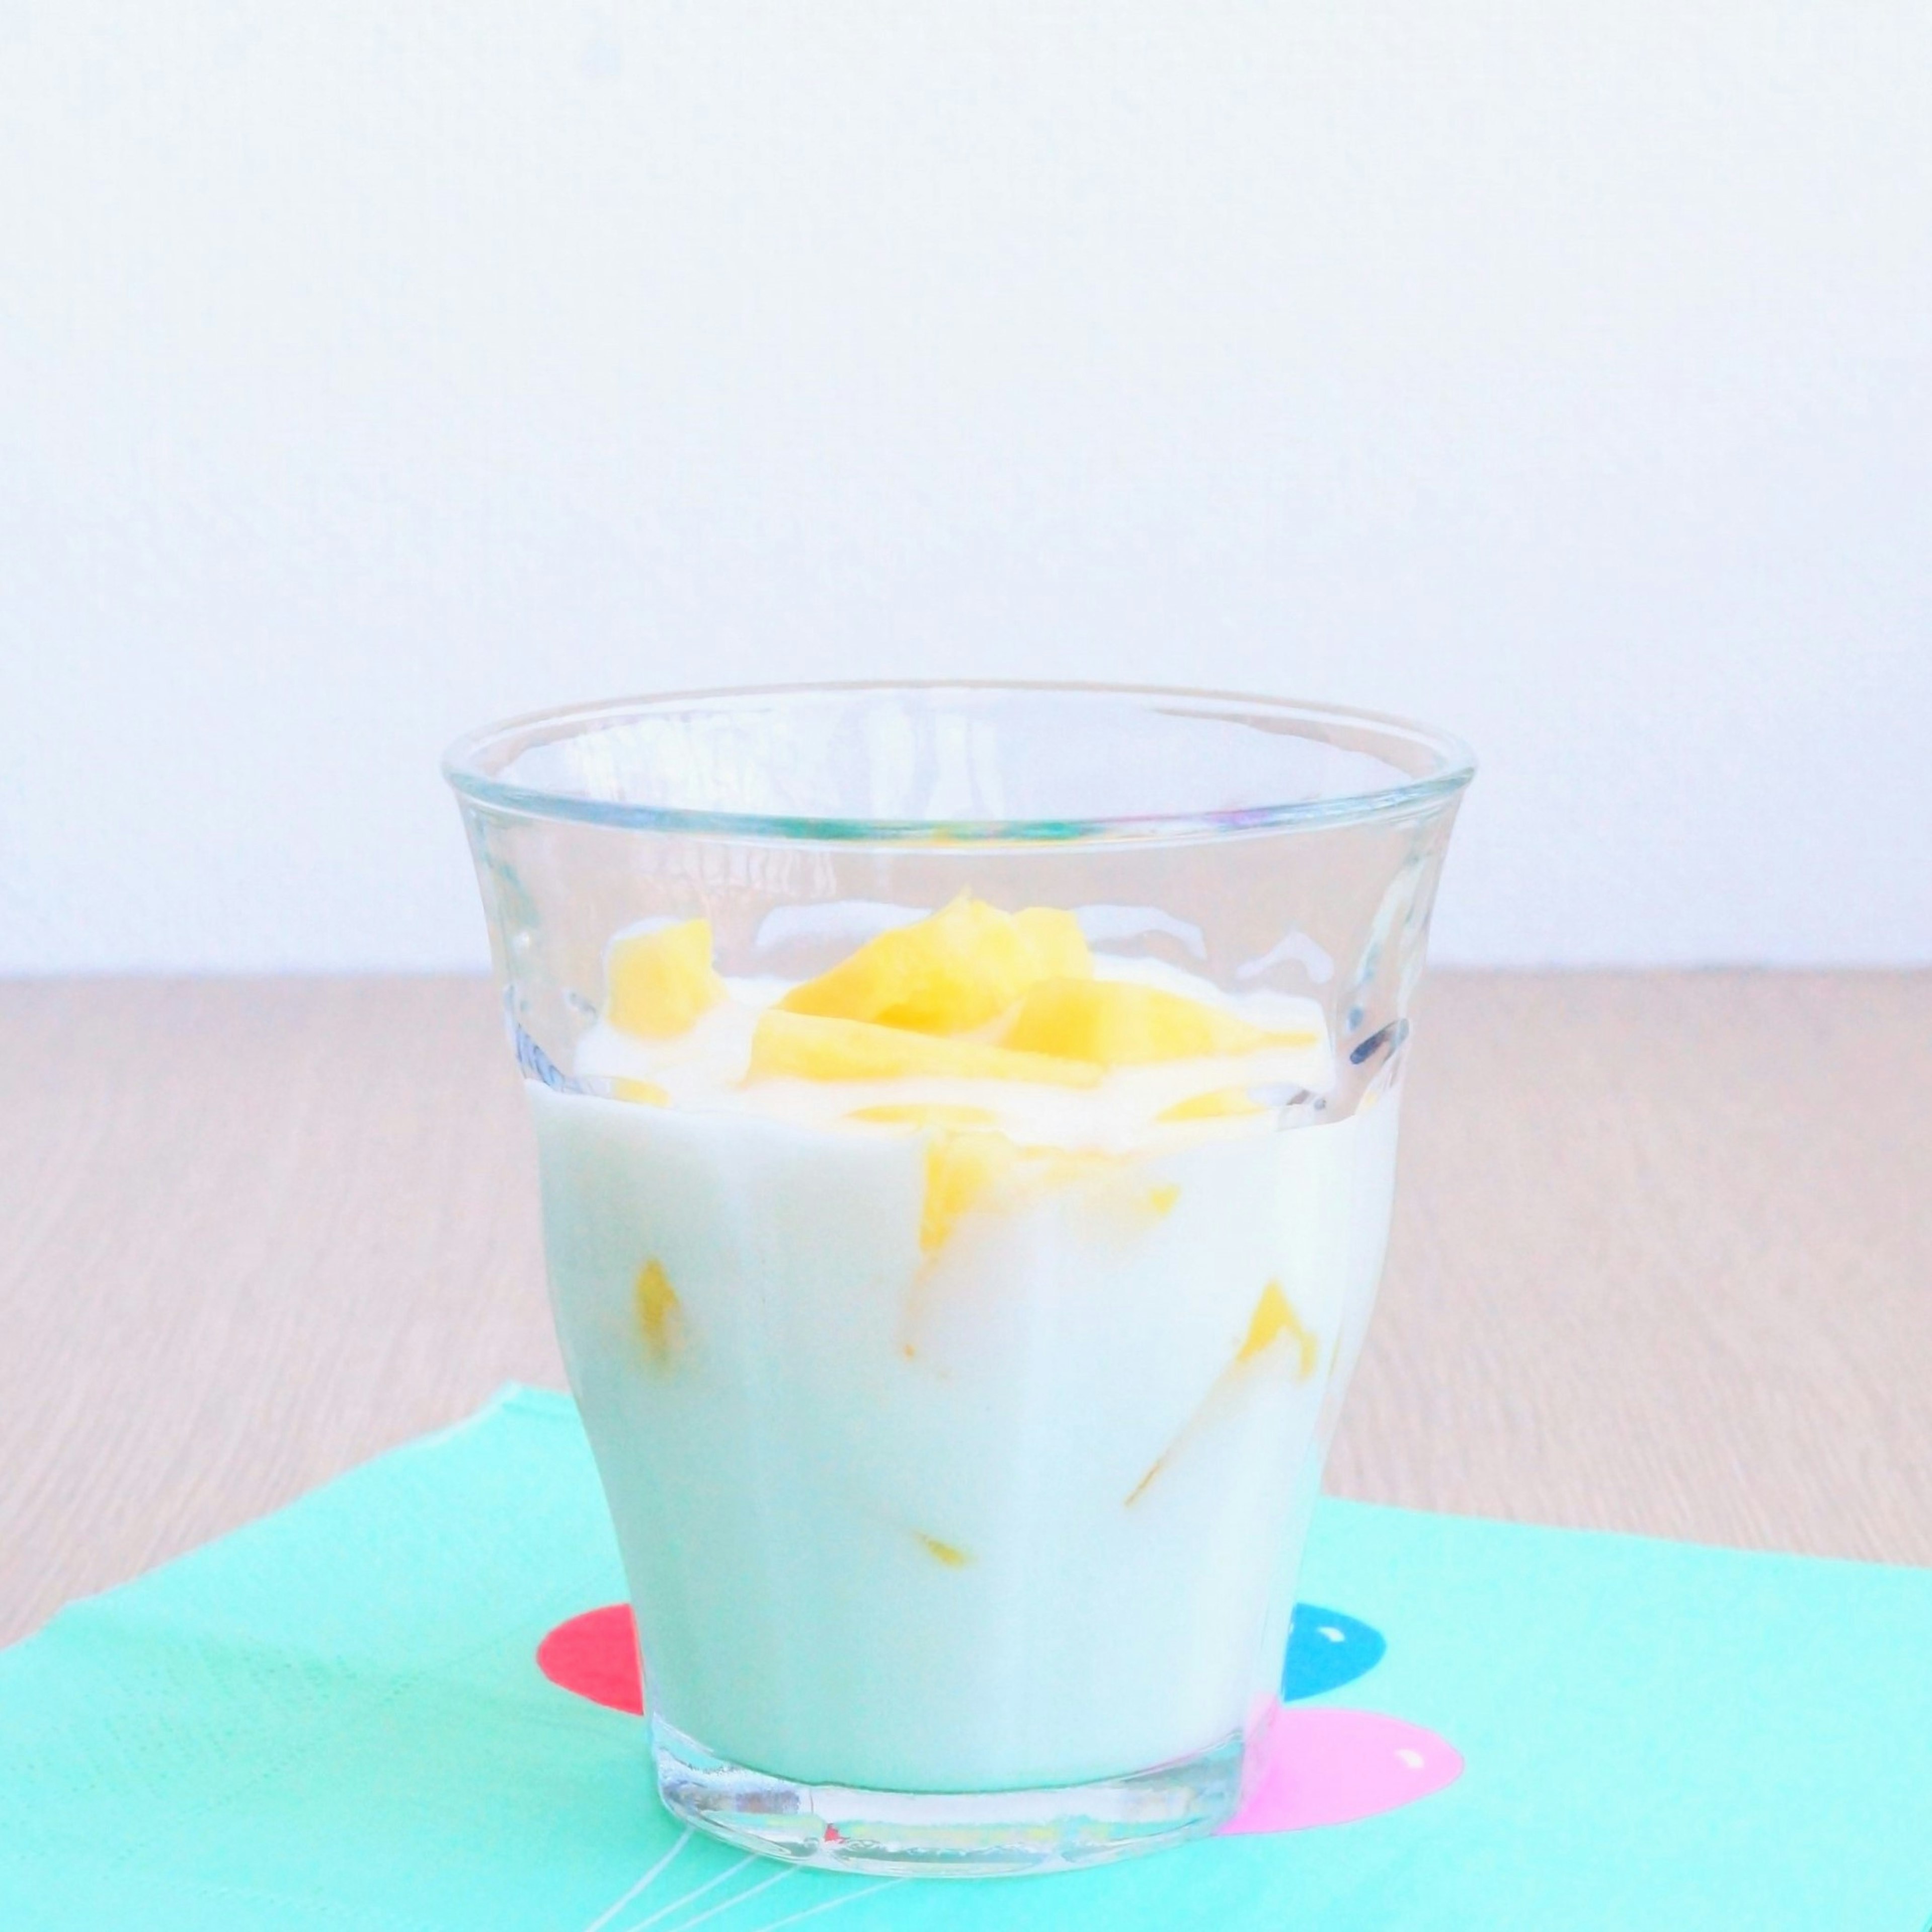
(536, 1603, 643, 1716)
(1221, 1702, 1463, 1833)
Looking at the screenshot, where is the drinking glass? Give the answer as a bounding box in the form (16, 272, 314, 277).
(444, 683, 1473, 1876)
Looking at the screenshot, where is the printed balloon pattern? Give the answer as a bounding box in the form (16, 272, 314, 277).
(537, 1600, 1462, 1835)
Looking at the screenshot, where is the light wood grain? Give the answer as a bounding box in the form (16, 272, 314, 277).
(3, 973, 1927, 1647)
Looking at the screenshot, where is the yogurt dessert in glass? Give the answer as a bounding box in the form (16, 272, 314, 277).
(445, 684, 1472, 1876)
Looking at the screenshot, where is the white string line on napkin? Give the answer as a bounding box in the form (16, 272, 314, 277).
(583, 1829, 903, 1932)
(639, 1859, 904, 1932)
(580, 1828, 693, 1932)
(745, 1879, 906, 1930)
(656, 1861, 796, 1929)
(618, 1851, 758, 1931)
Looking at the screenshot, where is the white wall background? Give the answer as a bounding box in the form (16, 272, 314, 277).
(3, 2, 1927, 973)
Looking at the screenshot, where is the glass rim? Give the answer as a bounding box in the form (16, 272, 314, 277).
(441, 679, 1477, 845)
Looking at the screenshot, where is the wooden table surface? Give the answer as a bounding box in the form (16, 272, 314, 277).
(3, 972, 1928, 1648)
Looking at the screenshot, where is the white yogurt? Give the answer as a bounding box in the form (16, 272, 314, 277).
(531, 962, 1400, 1792)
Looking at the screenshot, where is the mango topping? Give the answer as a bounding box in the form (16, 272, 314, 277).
(847, 1102, 998, 1129)
(606, 920, 725, 1039)
(1158, 1087, 1266, 1123)
(1012, 905, 1093, 981)
(1237, 1281, 1319, 1380)
(777, 894, 1092, 1036)
(634, 1259, 685, 1367)
(1123, 1454, 1167, 1510)
(921, 1131, 1021, 1252)
(748, 1009, 1100, 1088)
(611, 1077, 670, 1106)
(1126, 1280, 1321, 1509)
(1085, 1175, 1183, 1240)
(1002, 977, 1310, 1066)
(1017, 1143, 1117, 1181)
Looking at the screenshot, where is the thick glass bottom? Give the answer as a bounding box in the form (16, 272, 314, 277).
(653, 1718, 1245, 1878)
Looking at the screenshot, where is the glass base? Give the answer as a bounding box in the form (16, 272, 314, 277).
(653, 1718, 1245, 1878)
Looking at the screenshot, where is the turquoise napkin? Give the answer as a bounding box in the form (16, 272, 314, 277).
(4, 1388, 1927, 1929)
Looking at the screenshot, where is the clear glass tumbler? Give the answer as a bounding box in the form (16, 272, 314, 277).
(444, 684, 1472, 1876)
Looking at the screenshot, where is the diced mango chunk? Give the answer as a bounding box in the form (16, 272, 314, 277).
(921, 1130, 1020, 1252)
(748, 1009, 1100, 1087)
(847, 1102, 999, 1129)
(1003, 977, 1304, 1065)
(1013, 906, 1092, 980)
(1125, 1279, 1319, 1510)
(777, 894, 1091, 1036)
(634, 1258, 685, 1367)
(1017, 1144, 1119, 1183)
(606, 920, 725, 1039)
(1072, 1166, 1179, 1235)
(1124, 1452, 1167, 1509)
(1237, 1281, 1318, 1380)
(611, 1077, 670, 1106)
(1158, 1087, 1265, 1123)
(921, 1137, 1149, 1251)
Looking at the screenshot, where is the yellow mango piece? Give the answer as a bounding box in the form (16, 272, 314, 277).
(926, 1139, 1144, 1251)
(1017, 1144, 1119, 1182)
(1126, 1277, 1318, 1509)
(1237, 1281, 1318, 1380)
(847, 1102, 997, 1129)
(1072, 1167, 1180, 1236)
(1124, 1452, 1167, 1509)
(1004, 977, 1306, 1066)
(921, 1130, 1021, 1252)
(606, 920, 725, 1039)
(611, 1077, 669, 1106)
(777, 894, 1091, 1036)
(1013, 905, 1093, 980)
(748, 1009, 1100, 1087)
(1097, 1174, 1182, 1236)
(634, 1259, 685, 1367)
(1159, 1087, 1265, 1123)
(917, 1532, 973, 1568)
